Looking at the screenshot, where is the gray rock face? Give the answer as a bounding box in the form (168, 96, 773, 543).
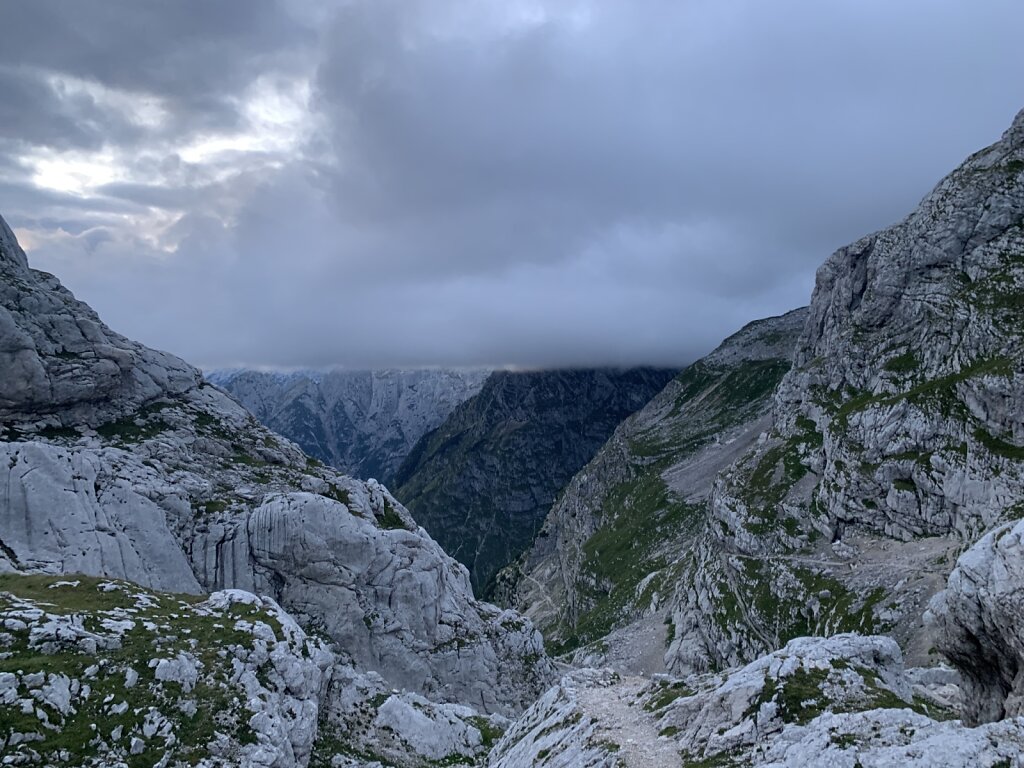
(393, 367, 678, 596)
(316, 662, 510, 767)
(208, 368, 488, 483)
(774, 106, 1024, 545)
(645, 107, 1024, 677)
(0, 439, 202, 593)
(0, 215, 554, 721)
(927, 518, 1024, 725)
(235, 492, 552, 714)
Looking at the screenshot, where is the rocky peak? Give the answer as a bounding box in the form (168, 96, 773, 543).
(0, 213, 29, 273)
(791, 107, 1024, 382)
(0, 215, 200, 426)
(651, 106, 1024, 679)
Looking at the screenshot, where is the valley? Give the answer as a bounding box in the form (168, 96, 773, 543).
(2, 107, 1024, 767)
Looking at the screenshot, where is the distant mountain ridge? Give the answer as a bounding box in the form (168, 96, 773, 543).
(208, 367, 489, 483)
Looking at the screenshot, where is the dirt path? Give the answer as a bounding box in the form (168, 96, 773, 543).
(577, 676, 681, 767)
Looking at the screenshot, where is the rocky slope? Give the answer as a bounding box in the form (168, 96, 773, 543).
(392, 367, 677, 595)
(208, 368, 488, 484)
(0, 213, 554, 764)
(504, 107, 1024, 684)
(0, 574, 333, 767)
(500, 309, 807, 659)
(493, 514, 1024, 767)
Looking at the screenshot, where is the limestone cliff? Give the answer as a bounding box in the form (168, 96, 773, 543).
(664, 106, 1024, 675)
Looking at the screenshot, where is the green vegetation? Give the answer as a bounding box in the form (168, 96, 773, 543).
(556, 466, 700, 652)
(201, 498, 231, 515)
(682, 750, 742, 767)
(973, 426, 1024, 461)
(35, 425, 80, 440)
(644, 679, 693, 712)
(883, 351, 919, 374)
(467, 716, 505, 750)
(326, 483, 352, 505)
(96, 416, 169, 443)
(713, 560, 889, 652)
(377, 497, 407, 530)
(831, 356, 1014, 430)
(670, 359, 791, 423)
(736, 423, 819, 536)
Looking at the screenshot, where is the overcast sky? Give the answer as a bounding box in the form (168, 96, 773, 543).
(1, 1, 1023, 369)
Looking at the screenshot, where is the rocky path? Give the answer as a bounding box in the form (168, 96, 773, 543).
(577, 676, 681, 767)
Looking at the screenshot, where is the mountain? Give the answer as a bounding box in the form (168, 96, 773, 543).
(490, 106, 1024, 767)
(391, 367, 678, 595)
(208, 368, 488, 483)
(0, 213, 553, 765)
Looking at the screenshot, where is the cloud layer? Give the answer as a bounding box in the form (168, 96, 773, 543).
(2, 0, 1023, 368)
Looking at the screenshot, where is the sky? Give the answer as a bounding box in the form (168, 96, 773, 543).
(1, 1, 1023, 370)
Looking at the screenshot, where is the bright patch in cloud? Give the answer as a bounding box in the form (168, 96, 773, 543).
(29, 149, 122, 196)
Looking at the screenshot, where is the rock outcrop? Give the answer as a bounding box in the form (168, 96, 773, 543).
(393, 367, 677, 595)
(315, 663, 509, 767)
(0, 214, 555, 732)
(927, 517, 1024, 725)
(208, 368, 488, 484)
(493, 631, 1024, 768)
(0, 574, 333, 767)
(0, 215, 198, 427)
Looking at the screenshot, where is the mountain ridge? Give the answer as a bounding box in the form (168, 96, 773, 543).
(208, 367, 489, 483)
(392, 366, 679, 595)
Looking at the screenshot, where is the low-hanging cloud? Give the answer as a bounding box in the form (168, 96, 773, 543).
(1, 0, 1023, 369)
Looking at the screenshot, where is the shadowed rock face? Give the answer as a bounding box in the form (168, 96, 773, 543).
(392, 366, 678, 595)
(0, 214, 555, 716)
(928, 518, 1024, 726)
(208, 367, 489, 483)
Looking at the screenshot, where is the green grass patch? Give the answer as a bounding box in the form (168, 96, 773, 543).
(973, 427, 1024, 461)
(883, 351, 919, 374)
(833, 356, 1014, 430)
(376, 498, 406, 530)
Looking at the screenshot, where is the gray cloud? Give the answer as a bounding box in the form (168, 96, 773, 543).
(2, 0, 1023, 369)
